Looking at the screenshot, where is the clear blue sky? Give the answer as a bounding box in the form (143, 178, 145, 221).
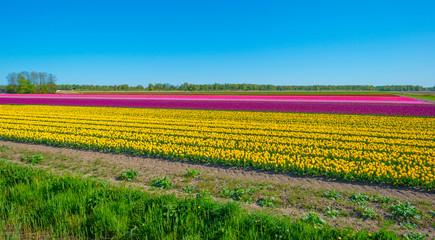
(1, 0, 434, 87)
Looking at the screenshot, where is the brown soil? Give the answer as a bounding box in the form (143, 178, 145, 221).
(1, 140, 434, 237)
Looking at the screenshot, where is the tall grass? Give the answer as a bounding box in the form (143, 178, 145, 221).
(0, 159, 399, 239)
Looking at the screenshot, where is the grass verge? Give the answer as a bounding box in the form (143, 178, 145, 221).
(0, 158, 401, 239)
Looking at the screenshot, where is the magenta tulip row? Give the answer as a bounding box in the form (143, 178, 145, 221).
(0, 94, 434, 116)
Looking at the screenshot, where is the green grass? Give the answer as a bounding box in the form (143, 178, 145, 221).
(0, 159, 401, 239)
(395, 93, 435, 101)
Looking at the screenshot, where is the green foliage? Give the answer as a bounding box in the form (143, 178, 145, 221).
(358, 206, 378, 219)
(399, 221, 417, 230)
(185, 169, 201, 178)
(350, 193, 373, 206)
(0, 161, 402, 239)
(118, 168, 140, 182)
(258, 196, 275, 208)
(151, 176, 173, 190)
(301, 211, 326, 228)
(324, 190, 342, 200)
(182, 185, 196, 193)
(390, 202, 420, 221)
(21, 154, 45, 165)
(59, 82, 434, 92)
(375, 196, 394, 204)
(6, 71, 57, 94)
(0, 145, 10, 152)
(220, 185, 257, 201)
(325, 207, 339, 218)
(402, 232, 429, 240)
(17, 77, 35, 94)
(195, 189, 213, 201)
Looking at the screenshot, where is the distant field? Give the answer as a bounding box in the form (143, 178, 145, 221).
(0, 94, 433, 116)
(76, 91, 395, 96)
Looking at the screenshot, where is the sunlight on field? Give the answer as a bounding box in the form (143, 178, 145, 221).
(0, 105, 434, 189)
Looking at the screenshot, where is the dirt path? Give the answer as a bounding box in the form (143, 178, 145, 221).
(1, 140, 433, 204)
(2, 140, 435, 237)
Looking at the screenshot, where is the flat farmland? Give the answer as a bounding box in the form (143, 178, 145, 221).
(1, 93, 434, 116)
(0, 93, 434, 239)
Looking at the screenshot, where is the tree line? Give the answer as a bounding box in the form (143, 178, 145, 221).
(56, 83, 435, 92)
(3, 72, 434, 93)
(5, 71, 57, 93)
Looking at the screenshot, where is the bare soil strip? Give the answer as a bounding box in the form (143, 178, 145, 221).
(1, 140, 434, 237)
(1, 140, 432, 203)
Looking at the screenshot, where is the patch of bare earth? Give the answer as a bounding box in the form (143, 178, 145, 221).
(1, 140, 434, 238)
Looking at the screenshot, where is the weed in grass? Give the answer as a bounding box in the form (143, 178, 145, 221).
(325, 207, 339, 219)
(430, 210, 435, 217)
(390, 202, 420, 221)
(399, 221, 417, 230)
(119, 168, 140, 182)
(0, 145, 10, 152)
(182, 185, 196, 193)
(185, 169, 201, 178)
(375, 196, 394, 204)
(358, 206, 378, 219)
(21, 154, 45, 165)
(323, 190, 341, 200)
(350, 193, 373, 207)
(196, 189, 213, 200)
(301, 211, 326, 228)
(402, 232, 429, 240)
(379, 220, 395, 230)
(258, 196, 275, 208)
(220, 185, 257, 201)
(260, 184, 273, 190)
(151, 177, 173, 190)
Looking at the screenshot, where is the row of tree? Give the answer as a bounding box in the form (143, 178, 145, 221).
(5, 71, 57, 93)
(3, 72, 434, 93)
(56, 83, 435, 92)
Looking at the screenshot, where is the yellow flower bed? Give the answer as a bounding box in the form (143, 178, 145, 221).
(0, 105, 434, 189)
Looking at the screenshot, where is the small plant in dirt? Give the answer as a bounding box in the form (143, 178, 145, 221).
(196, 189, 213, 200)
(350, 193, 373, 206)
(0, 146, 10, 152)
(400, 221, 417, 230)
(375, 195, 394, 204)
(358, 206, 378, 219)
(301, 211, 326, 228)
(220, 185, 257, 201)
(323, 190, 341, 200)
(182, 185, 196, 193)
(390, 202, 420, 221)
(21, 154, 44, 165)
(185, 169, 201, 178)
(325, 207, 339, 218)
(119, 168, 140, 182)
(152, 177, 173, 190)
(403, 232, 429, 240)
(258, 196, 275, 208)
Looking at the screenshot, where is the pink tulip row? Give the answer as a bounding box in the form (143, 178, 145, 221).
(0, 94, 434, 116)
(0, 94, 424, 102)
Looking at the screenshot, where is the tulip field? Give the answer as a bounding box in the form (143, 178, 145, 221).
(0, 93, 434, 116)
(0, 94, 434, 189)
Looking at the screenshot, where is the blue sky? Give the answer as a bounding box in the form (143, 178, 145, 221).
(0, 0, 434, 87)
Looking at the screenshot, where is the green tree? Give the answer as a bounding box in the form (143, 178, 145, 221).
(16, 76, 35, 94)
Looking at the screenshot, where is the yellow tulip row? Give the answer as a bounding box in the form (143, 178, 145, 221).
(0, 105, 433, 189)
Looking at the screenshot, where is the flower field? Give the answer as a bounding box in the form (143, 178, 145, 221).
(0, 104, 433, 189)
(1, 94, 434, 116)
